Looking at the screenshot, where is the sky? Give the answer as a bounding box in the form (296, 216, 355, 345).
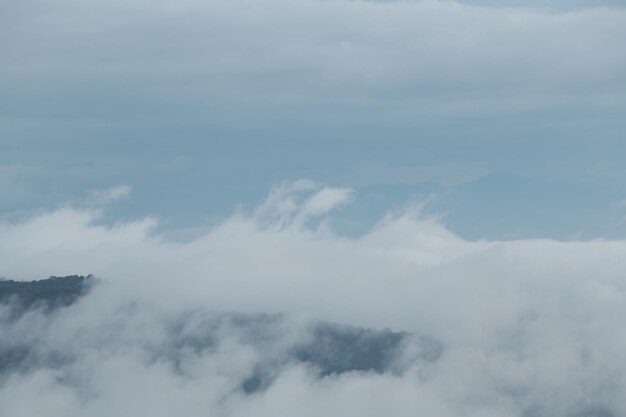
(2, 1, 626, 415)
(2, 0, 626, 240)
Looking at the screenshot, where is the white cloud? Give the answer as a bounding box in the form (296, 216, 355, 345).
(1, 181, 626, 415)
(254, 180, 352, 229)
(301, 187, 352, 216)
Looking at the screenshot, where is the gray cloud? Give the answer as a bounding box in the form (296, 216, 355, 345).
(2, 0, 626, 129)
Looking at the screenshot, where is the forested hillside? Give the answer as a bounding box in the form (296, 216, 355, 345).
(0, 275, 94, 313)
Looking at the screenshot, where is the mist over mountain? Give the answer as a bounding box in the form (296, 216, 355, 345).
(0, 276, 436, 400)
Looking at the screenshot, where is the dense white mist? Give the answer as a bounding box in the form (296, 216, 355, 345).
(1, 181, 626, 416)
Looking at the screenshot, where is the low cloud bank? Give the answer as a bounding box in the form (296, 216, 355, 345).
(1, 181, 626, 416)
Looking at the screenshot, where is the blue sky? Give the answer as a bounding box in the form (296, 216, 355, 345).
(2, 0, 626, 240)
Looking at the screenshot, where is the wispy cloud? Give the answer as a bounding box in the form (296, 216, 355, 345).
(86, 185, 132, 206)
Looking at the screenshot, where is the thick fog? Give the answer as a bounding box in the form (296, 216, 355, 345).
(1, 182, 626, 416)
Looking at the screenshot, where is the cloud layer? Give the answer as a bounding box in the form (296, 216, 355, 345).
(1, 181, 626, 416)
(3, 0, 626, 128)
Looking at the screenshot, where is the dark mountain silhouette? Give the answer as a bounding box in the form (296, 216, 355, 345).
(0, 275, 94, 314)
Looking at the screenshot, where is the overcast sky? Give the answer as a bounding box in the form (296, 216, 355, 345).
(2, 0, 626, 239)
